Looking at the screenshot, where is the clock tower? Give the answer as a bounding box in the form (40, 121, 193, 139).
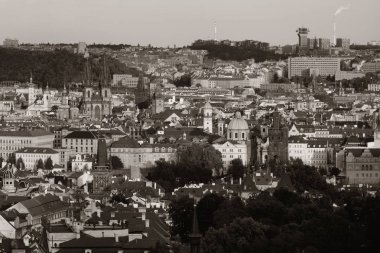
(92, 134, 111, 194)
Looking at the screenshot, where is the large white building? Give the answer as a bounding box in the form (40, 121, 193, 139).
(288, 137, 342, 168)
(15, 147, 60, 170)
(62, 131, 101, 155)
(213, 112, 250, 169)
(110, 136, 177, 179)
(0, 129, 54, 160)
(288, 57, 340, 78)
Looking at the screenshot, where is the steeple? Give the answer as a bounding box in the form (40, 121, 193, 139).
(189, 204, 201, 253)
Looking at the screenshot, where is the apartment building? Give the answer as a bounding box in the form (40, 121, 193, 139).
(288, 57, 340, 78)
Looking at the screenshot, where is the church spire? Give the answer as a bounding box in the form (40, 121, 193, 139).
(189, 204, 201, 253)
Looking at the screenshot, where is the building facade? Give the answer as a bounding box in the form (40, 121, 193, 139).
(0, 130, 54, 160)
(288, 57, 340, 78)
(15, 147, 60, 170)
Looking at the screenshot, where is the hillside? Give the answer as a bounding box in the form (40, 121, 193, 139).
(0, 47, 130, 89)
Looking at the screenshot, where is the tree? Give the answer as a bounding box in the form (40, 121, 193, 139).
(0, 156, 4, 167)
(44, 157, 53, 170)
(228, 158, 245, 180)
(51, 105, 59, 112)
(329, 167, 341, 177)
(16, 157, 25, 170)
(6, 153, 16, 165)
(201, 217, 268, 253)
(173, 74, 191, 87)
(177, 143, 223, 183)
(36, 158, 44, 170)
(213, 197, 249, 229)
(197, 193, 225, 234)
(169, 196, 194, 242)
(111, 156, 124, 170)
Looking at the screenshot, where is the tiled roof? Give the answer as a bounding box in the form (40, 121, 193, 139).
(110, 136, 141, 148)
(16, 147, 58, 154)
(18, 194, 68, 217)
(0, 129, 53, 137)
(64, 131, 102, 139)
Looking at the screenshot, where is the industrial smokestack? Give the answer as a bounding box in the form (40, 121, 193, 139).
(333, 22, 336, 46)
(214, 21, 217, 41)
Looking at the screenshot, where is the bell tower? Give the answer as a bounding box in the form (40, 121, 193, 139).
(203, 101, 213, 134)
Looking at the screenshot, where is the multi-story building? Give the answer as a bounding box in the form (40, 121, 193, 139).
(213, 112, 250, 169)
(0, 98, 14, 114)
(77, 42, 87, 54)
(368, 83, 380, 92)
(62, 131, 101, 155)
(7, 194, 68, 238)
(0, 129, 54, 160)
(289, 137, 342, 168)
(288, 57, 340, 78)
(337, 147, 380, 185)
(15, 147, 60, 170)
(260, 83, 300, 93)
(297, 27, 309, 50)
(71, 154, 93, 172)
(335, 70, 365, 81)
(336, 38, 350, 50)
(362, 62, 380, 73)
(318, 38, 331, 50)
(112, 74, 138, 87)
(110, 136, 177, 179)
(3, 38, 19, 47)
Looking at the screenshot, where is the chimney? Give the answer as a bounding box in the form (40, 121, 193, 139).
(96, 209, 101, 218)
(230, 176, 233, 185)
(239, 177, 242, 185)
(142, 213, 146, 221)
(76, 232, 80, 239)
(115, 234, 119, 243)
(23, 236, 30, 247)
(149, 137, 154, 144)
(145, 219, 150, 228)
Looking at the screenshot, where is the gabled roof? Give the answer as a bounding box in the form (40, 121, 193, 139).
(0, 129, 53, 137)
(110, 136, 141, 149)
(64, 131, 102, 139)
(16, 147, 58, 154)
(17, 194, 68, 217)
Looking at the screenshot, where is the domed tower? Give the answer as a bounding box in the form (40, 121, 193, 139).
(227, 112, 249, 142)
(203, 101, 213, 133)
(2, 163, 16, 193)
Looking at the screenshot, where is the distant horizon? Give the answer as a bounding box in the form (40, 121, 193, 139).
(0, 0, 379, 47)
(3, 38, 379, 48)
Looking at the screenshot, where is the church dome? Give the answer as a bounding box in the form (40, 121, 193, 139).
(228, 112, 249, 131)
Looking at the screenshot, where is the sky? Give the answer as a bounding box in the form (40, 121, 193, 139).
(0, 0, 379, 47)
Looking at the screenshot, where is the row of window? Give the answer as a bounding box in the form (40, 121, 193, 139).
(221, 149, 243, 153)
(66, 139, 94, 145)
(0, 139, 32, 144)
(355, 173, 379, 178)
(222, 155, 242, 159)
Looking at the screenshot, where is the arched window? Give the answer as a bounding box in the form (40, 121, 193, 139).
(242, 133, 245, 139)
(105, 90, 108, 98)
(87, 90, 90, 98)
(234, 133, 238, 139)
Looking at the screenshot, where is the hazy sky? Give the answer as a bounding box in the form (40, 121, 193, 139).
(0, 0, 379, 47)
